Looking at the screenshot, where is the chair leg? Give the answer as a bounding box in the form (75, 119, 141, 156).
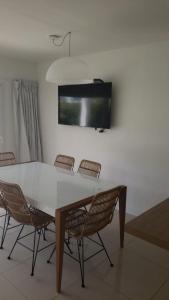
(7, 215, 11, 226)
(8, 225, 24, 259)
(97, 232, 113, 267)
(77, 238, 85, 288)
(42, 227, 47, 241)
(67, 232, 70, 245)
(31, 228, 42, 276)
(7, 215, 10, 227)
(0, 211, 8, 249)
(65, 239, 73, 254)
(81, 237, 85, 287)
(47, 238, 72, 264)
(47, 246, 56, 263)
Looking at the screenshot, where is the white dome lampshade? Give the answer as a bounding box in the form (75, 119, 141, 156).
(46, 56, 91, 84)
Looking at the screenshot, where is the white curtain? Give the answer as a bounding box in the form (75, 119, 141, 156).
(12, 80, 43, 162)
(0, 80, 16, 153)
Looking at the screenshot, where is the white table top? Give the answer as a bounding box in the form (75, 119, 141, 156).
(0, 162, 117, 217)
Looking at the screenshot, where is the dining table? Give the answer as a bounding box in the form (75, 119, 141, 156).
(0, 161, 127, 293)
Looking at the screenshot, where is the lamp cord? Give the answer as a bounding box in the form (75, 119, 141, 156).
(50, 32, 71, 57)
(69, 32, 71, 57)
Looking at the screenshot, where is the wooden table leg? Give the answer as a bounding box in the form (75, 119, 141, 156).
(55, 209, 66, 293)
(119, 186, 127, 248)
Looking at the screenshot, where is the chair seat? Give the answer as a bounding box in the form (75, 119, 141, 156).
(29, 206, 55, 228)
(66, 209, 111, 238)
(65, 209, 87, 238)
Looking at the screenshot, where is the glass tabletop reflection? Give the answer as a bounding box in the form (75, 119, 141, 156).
(0, 162, 117, 216)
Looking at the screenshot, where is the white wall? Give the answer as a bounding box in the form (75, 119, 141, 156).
(38, 41, 169, 215)
(0, 56, 37, 81)
(0, 56, 37, 155)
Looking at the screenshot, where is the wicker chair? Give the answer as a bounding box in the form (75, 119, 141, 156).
(0, 191, 9, 248)
(0, 152, 16, 248)
(0, 180, 55, 276)
(0, 152, 16, 167)
(54, 154, 75, 171)
(47, 186, 121, 287)
(78, 159, 101, 178)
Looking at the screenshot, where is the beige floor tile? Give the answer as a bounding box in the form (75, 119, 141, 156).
(39, 237, 107, 284)
(0, 227, 41, 267)
(152, 279, 169, 300)
(2, 210, 168, 300)
(1, 229, 132, 300)
(0, 226, 35, 274)
(0, 248, 20, 274)
(52, 273, 130, 300)
(3, 251, 84, 300)
(0, 274, 27, 300)
(93, 248, 169, 300)
(126, 237, 169, 270)
(3, 259, 57, 300)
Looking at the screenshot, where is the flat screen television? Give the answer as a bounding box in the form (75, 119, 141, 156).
(58, 82, 112, 129)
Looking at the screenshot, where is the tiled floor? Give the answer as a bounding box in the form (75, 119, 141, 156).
(0, 210, 169, 300)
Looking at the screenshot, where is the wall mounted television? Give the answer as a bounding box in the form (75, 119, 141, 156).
(58, 82, 112, 129)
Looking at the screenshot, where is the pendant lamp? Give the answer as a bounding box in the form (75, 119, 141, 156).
(46, 32, 90, 84)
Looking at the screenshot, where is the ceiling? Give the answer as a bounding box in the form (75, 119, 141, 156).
(0, 0, 169, 62)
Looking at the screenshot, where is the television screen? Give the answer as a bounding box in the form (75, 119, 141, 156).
(58, 82, 112, 129)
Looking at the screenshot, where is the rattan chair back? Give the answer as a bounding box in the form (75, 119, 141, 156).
(78, 159, 101, 178)
(83, 187, 119, 236)
(54, 154, 75, 171)
(0, 180, 54, 229)
(66, 187, 121, 239)
(0, 180, 31, 225)
(0, 152, 16, 167)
